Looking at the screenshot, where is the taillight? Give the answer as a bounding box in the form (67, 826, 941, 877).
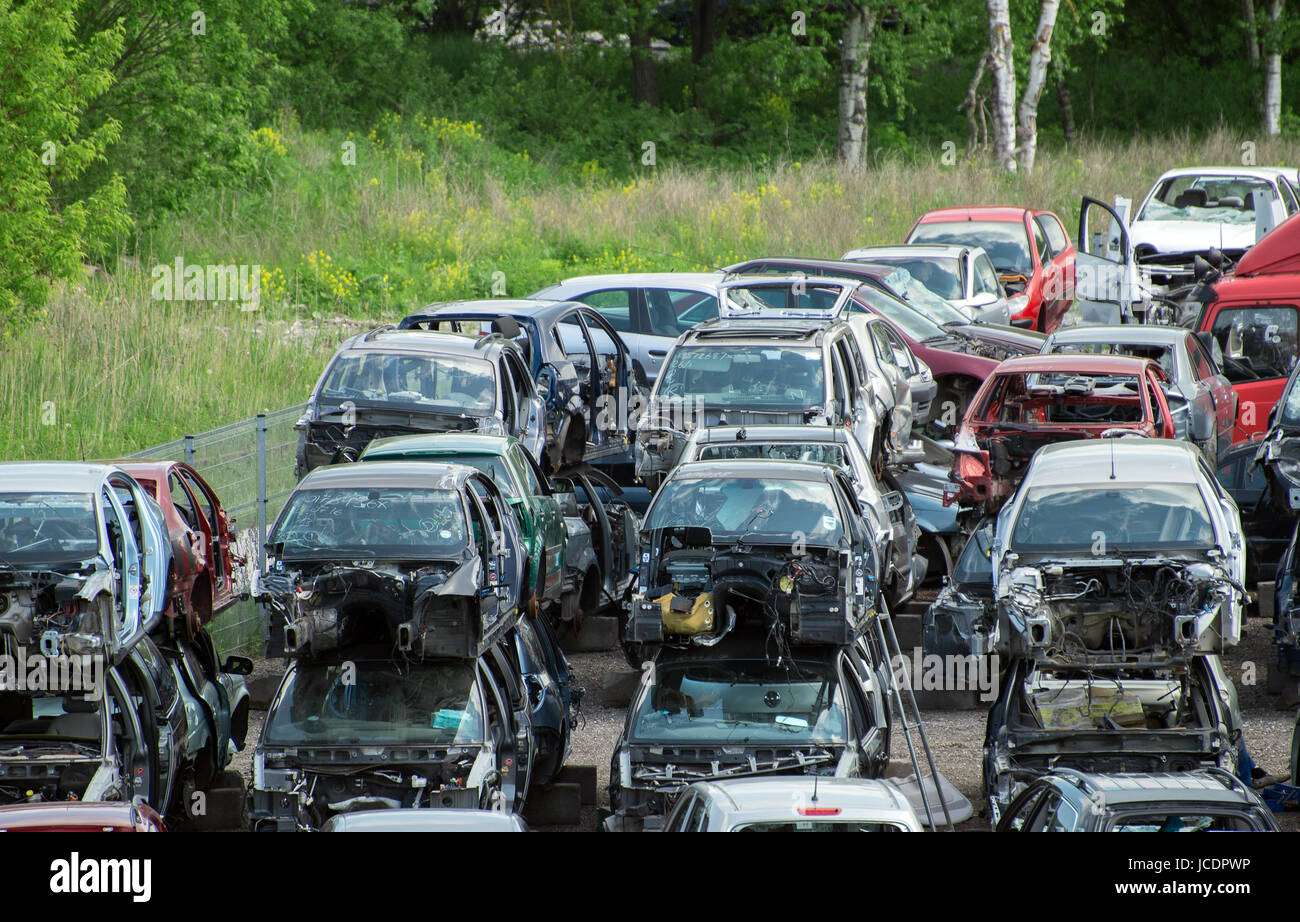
(957, 451, 988, 482)
(797, 806, 841, 816)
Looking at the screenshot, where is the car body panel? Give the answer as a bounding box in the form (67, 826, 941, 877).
(662, 776, 922, 832)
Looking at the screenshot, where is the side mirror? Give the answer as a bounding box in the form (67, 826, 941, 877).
(1189, 408, 1214, 443)
(223, 655, 254, 676)
(969, 291, 997, 307)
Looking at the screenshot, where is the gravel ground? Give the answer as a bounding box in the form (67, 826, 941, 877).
(229, 605, 1300, 832)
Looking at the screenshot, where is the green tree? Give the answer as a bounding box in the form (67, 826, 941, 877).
(0, 0, 129, 327)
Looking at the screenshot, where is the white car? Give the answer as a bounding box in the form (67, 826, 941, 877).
(660, 777, 923, 832)
(530, 272, 725, 382)
(841, 243, 1019, 324)
(1129, 166, 1300, 284)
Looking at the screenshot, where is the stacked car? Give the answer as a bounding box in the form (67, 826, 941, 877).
(0, 463, 249, 827)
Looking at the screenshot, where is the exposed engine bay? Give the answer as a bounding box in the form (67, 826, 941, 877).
(996, 558, 1240, 661)
(0, 568, 112, 655)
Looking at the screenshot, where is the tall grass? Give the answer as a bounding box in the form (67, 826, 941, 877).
(5, 121, 1299, 462)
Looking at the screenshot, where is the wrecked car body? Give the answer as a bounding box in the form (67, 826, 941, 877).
(117, 460, 244, 632)
(949, 354, 1177, 516)
(636, 277, 912, 489)
(294, 328, 545, 478)
(606, 632, 892, 831)
(259, 462, 526, 659)
(399, 301, 648, 481)
(250, 642, 537, 830)
(979, 440, 1246, 820)
(623, 460, 877, 664)
(678, 425, 924, 607)
(0, 464, 171, 665)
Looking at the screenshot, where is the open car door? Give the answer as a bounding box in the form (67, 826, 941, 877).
(1077, 196, 1144, 325)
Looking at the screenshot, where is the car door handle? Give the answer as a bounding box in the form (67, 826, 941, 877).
(649, 349, 667, 357)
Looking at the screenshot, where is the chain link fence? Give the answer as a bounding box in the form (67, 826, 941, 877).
(128, 405, 304, 656)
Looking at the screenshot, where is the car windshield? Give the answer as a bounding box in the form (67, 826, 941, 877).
(0, 493, 98, 562)
(1011, 482, 1216, 551)
(320, 352, 496, 414)
(264, 659, 485, 745)
(1277, 374, 1300, 429)
(656, 346, 825, 411)
(1138, 175, 1273, 225)
(696, 442, 848, 467)
(273, 487, 467, 557)
(953, 526, 994, 585)
(850, 286, 947, 341)
(645, 475, 843, 544)
(1049, 342, 1176, 378)
(870, 259, 964, 301)
(630, 658, 849, 744)
(878, 268, 969, 324)
(909, 221, 1033, 276)
(722, 283, 845, 318)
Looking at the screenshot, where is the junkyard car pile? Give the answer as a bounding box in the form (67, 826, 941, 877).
(0, 462, 250, 830)
(16, 164, 1300, 833)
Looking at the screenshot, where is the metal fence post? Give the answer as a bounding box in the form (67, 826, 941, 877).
(257, 414, 268, 576)
(184, 435, 195, 467)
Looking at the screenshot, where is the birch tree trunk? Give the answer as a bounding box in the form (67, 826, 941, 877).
(836, 3, 877, 168)
(1264, 0, 1284, 135)
(987, 0, 1017, 171)
(1015, 0, 1060, 173)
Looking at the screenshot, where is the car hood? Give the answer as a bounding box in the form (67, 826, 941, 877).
(1132, 220, 1257, 254)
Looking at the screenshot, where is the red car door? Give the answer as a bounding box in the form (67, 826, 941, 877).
(1199, 300, 1300, 440)
(177, 467, 239, 616)
(1034, 212, 1076, 331)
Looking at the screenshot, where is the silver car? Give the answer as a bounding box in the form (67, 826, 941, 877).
(841, 243, 1018, 324)
(1040, 324, 1238, 462)
(321, 808, 529, 832)
(661, 777, 923, 832)
(530, 272, 725, 382)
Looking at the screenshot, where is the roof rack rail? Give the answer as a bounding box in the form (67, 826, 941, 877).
(360, 324, 397, 342)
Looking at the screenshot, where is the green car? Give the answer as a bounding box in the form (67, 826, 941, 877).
(357, 433, 566, 609)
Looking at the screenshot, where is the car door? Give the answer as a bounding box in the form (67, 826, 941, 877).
(837, 651, 886, 776)
(1201, 301, 1300, 440)
(512, 444, 564, 602)
(504, 351, 545, 462)
(642, 287, 720, 381)
(578, 307, 645, 443)
(175, 468, 235, 615)
(566, 287, 661, 381)
(100, 484, 142, 656)
(1035, 212, 1075, 327)
(1187, 332, 1237, 453)
(1076, 196, 1141, 325)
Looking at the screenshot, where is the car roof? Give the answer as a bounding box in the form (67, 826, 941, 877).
(339, 328, 495, 356)
(915, 206, 1033, 223)
(0, 462, 118, 492)
(683, 318, 836, 342)
(843, 244, 974, 260)
(1054, 770, 1255, 807)
(361, 432, 516, 459)
(1153, 166, 1294, 182)
(698, 777, 918, 821)
(325, 808, 525, 831)
(542, 272, 725, 291)
(407, 298, 592, 324)
(992, 353, 1156, 375)
(1047, 325, 1187, 347)
(1027, 440, 1203, 486)
(693, 425, 852, 446)
(294, 460, 473, 491)
(669, 458, 839, 482)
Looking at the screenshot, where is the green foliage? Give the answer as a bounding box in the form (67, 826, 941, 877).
(0, 0, 130, 327)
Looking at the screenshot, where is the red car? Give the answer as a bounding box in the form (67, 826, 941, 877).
(948, 354, 1175, 510)
(117, 460, 243, 633)
(906, 206, 1076, 333)
(0, 800, 166, 831)
(1187, 211, 1300, 441)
